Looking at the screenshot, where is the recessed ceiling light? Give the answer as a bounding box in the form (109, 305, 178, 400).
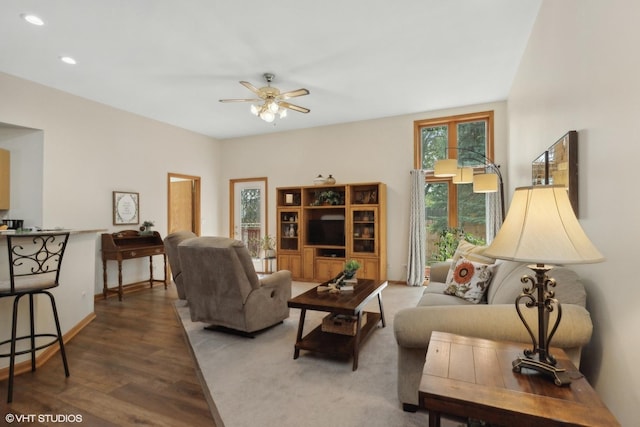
(21, 13, 44, 26)
(59, 56, 77, 65)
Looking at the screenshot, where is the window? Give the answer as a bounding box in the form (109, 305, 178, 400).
(414, 111, 495, 259)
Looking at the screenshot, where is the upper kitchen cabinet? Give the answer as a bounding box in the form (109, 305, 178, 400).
(0, 148, 9, 209)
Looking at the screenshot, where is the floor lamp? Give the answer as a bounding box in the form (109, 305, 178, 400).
(483, 185, 604, 385)
(433, 148, 505, 219)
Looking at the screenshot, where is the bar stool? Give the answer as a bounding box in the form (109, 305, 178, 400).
(0, 232, 70, 403)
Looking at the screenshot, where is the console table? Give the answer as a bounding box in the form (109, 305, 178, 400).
(101, 230, 167, 301)
(419, 332, 619, 427)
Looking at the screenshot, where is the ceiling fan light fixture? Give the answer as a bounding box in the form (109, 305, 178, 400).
(260, 110, 275, 123)
(268, 101, 279, 113)
(220, 73, 310, 123)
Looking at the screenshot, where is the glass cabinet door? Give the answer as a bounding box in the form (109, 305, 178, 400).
(351, 208, 377, 255)
(279, 210, 300, 251)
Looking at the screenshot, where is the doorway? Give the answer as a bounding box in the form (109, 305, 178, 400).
(230, 177, 268, 271)
(167, 173, 201, 235)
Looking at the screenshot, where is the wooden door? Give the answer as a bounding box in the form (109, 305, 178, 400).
(168, 173, 201, 235)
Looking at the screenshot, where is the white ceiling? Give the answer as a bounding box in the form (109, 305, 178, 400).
(0, 0, 541, 140)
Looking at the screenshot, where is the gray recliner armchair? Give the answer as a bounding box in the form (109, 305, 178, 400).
(178, 236, 291, 334)
(164, 231, 198, 300)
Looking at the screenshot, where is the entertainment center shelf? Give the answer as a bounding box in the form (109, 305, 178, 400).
(276, 182, 386, 282)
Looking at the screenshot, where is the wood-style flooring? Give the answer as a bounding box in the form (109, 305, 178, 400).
(0, 285, 218, 426)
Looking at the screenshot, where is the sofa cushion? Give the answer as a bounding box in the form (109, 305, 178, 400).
(446, 240, 496, 283)
(488, 263, 587, 307)
(444, 257, 496, 303)
(417, 282, 476, 306)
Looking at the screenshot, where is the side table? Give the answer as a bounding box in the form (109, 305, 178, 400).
(419, 331, 619, 427)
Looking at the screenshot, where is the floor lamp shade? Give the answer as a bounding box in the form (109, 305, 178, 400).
(433, 159, 457, 177)
(452, 167, 474, 184)
(483, 185, 604, 264)
(472, 173, 499, 193)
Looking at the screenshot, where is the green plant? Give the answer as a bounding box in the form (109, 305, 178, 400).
(430, 227, 485, 263)
(140, 220, 155, 234)
(343, 259, 361, 278)
(248, 234, 276, 258)
(313, 190, 343, 206)
(257, 234, 275, 251)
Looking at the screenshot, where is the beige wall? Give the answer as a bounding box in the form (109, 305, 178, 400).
(219, 102, 508, 282)
(508, 0, 639, 423)
(0, 71, 222, 296)
(0, 71, 507, 298)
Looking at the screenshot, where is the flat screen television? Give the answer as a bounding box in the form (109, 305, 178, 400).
(307, 218, 345, 246)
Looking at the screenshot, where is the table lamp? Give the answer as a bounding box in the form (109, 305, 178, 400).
(483, 185, 604, 385)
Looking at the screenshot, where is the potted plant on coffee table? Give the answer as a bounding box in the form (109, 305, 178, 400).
(343, 259, 361, 279)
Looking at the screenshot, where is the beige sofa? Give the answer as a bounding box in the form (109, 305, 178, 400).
(393, 258, 594, 411)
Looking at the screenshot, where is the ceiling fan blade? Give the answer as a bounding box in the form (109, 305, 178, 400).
(219, 98, 262, 103)
(240, 81, 261, 95)
(279, 101, 310, 113)
(278, 88, 309, 99)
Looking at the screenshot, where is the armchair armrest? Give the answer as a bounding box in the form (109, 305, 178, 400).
(260, 270, 292, 289)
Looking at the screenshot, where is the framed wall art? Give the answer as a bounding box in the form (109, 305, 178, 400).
(531, 130, 578, 217)
(531, 151, 548, 186)
(113, 191, 139, 225)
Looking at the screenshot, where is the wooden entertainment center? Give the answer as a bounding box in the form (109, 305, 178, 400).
(276, 182, 386, 282)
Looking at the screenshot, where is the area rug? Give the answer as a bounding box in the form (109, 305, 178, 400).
(175, 282, 456, 427)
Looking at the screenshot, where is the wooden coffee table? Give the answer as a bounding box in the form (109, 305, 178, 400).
(419, 331, 619, 427)
(287, 279, 387, 370)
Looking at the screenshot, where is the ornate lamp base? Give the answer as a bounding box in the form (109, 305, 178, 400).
(512, 356, 572, 386)
(512, 263, 573, 386)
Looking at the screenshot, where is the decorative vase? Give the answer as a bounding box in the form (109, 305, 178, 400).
(325, 174, 336, 185)
(313, 174, 326, 186)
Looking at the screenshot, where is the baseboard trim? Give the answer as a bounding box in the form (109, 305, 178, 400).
(95, 280, 165, 302)
(0, 312, 97, 381)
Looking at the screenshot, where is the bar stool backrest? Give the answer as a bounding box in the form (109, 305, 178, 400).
(4, 233, 70, 294)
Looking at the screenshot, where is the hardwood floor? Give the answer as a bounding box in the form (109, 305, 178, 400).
(0, 285, 218, 426)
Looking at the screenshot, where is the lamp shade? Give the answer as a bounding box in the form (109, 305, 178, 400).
(484, 185, 604, 264)
(433, 159, 458, 177)
(452, 167, 474, 184)
(473, 173, 498, 193)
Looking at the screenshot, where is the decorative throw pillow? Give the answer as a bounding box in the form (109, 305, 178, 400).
(444, 256, 496, 304)
(445, 239, 496, 283)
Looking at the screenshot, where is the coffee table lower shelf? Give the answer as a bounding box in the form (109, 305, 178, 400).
(294, 311, 381, 369)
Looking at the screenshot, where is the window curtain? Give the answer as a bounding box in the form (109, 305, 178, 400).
(485, 189, 504, 243)
(406, 169, 426, 286)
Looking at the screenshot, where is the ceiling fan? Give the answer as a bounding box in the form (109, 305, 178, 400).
(219, 73, 310, 122)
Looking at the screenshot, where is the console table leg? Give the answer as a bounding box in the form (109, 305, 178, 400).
(102, 259, 108, 299)
(163, 254, 168, 289)
(117, 261, 123, 301)
(149, 255, 154, 288)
